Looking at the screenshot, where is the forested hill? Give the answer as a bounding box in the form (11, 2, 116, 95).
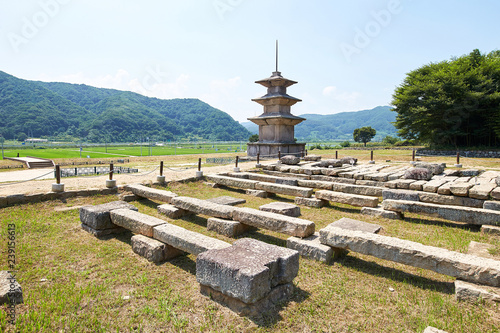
(0, 70, 251, 142)
(242, 106, 397, 141)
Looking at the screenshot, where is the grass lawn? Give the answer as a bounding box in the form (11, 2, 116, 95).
(0, 179, 499, 332)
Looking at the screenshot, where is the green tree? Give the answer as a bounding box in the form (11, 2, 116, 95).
(382, 135, 399, 145)
(353, 126, 376, 146)
(391, 49, 500, 147)
(16, 132, 27, 142)
(248, 134, 259, 142)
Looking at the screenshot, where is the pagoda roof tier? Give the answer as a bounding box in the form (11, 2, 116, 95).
(247, 113, 305, 126)
(255, 72, 298, 88)
(252, 93, 302, 107)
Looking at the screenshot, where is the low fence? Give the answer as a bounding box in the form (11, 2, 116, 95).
(417, 150, 500, 158)
(0, 164, 24, 170)
(57, 159, 129, 167)
(60, 166, 138, 178)
(206, 157, 236, 164)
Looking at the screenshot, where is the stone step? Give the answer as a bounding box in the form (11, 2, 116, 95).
(382, 199, 500, 225)
(319, 224, 500, 287)
(126, 184, 177, 203)
(315, 190, 379, 208)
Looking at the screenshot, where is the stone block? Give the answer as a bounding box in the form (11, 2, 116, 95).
(158, 204, 190, 219)
(418, 192, 484, 208)
(0, 271, 23, 305)
(6, 194, 25, 206)
(205, 174, 258, 189)
(313, 176, 356, 184)
(110, 209, 167, 237)
(245, 189, 269, 198)
(196, 238, 299, 304)
(385, 180, 398, 189)
(332, 183, 384, 197)
(483, 201, 500, 211)
(387, 171, 405, 181)
(423, 179, 449, 193)
(396, 179, 418, 189)
(382, 199, 500, 225)
(356, 179, 386, 187)
(491, 187, 500, 200)
(126, 184, 178, 203)
(171, 196, 235, 219)
(280, 155, 300, 165)
(119, 192, 139, 202)
(367, 173, 389, 182)
(319, 225, 500, 287)
(403, 168, 432, 181)
(247, 173, 279, 183)
(294, 197, 326, 208)
(304, 155, 321, 161)
(0, 196, 7, 208)
(80, 201, 138, 230)
(207, 217, 256, 237)
(409, 180, 428, 191)
(232, 207, 315, 237)
(423, 327, 448, 333)
(414, 162, 445, 175)
(455, 280, 500, 304)
(382, 189, 419, 202)
(275, 178, 299, 187)
(460, 169, 480, 177)
(131, 234, 184, 262)
(287, 232, 337, 263)
(206, 196, 246, 206)
(469, 183, 496, 200)
(316, 159, 342, 168)
(468, 241, 497, 260)
(297, 179, 334, 190)
(259, 202, 301, 217)
(255, 182, 313, 198)
(81, 223, 127, 237)
(437, 182, 453, 195)
(482, 225, 500, 236)
(315, 190, 379, 208)
(360, 206, 403, 220)
(227, 172, 249, 179)
(329, 217, 382, 234)
(449, 183, 473, 197)
(153, 224, 230, 256)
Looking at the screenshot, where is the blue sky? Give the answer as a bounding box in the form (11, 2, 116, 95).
(1, 0, 499, 122)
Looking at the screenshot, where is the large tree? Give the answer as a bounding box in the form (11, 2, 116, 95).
(391, 49, 500, 147)
(353, 126, 376, 146)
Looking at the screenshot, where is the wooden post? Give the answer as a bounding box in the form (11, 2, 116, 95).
(370, 150, 374, 161)
(456, 152, 460, 165)
(160, 161, 164, 176)
(198, 158, 202, 171)
(109, 163, 113, 180)
(278, 150, 281, 160)
(55, 165, 61, 184)
(257, 153, 260, 164)
(412, 149, 415, 161)
(335, 151, 338, 159)
(305, 149, 308, 156)
(235, 156, 239, 168)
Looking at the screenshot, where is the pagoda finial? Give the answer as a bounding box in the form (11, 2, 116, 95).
(273, 40, 281, 77)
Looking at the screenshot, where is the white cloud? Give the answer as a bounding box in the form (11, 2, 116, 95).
(322, 85, 361, 104)
(200, 76, 242, 109)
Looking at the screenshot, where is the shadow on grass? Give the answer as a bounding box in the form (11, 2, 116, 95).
(322, 203, 362, 215)
(178, 214, 208, 228)
(135, 198, 160, 210)
(403, 216, 481, 231)
(166, 255, 197, 275)
(338, 255, 455, 294)
(238, 230, 287, 247)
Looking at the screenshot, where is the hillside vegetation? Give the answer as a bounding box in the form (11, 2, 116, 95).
(0, 71, 250, 142)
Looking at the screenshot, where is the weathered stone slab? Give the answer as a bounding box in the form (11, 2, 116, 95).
(414, 162, 445, 175)
(418, 192, 484, 208)
(81, 223, 127, 237)
(312, 175, 356, 184)
(483, 201, 500, 211)
(171, 196, 235, 219)
(387, 171, 405, 181)
(297, 179, 334, 190)
(0, 271, 23, 305)
(232, 207, 315, 237)
(460, 169, 480, 177)
(206, 196, 246, 206)
(196, 238, 299, 304)
(316, 159, 343, 168)
(384, 180, 398, 189)
(491, 187, 500, 200)
(382, 199, 500, 225)
(468, 241, 497, 260)
(275, 178, 299, 187)
(304, 155, 321, 161)
(245, 189, 269, 198)
(366, 172, 389, 182)
(119, 192, 139, 202)
(423, 327, 448, 333)
(259, 202, 301, 217)
(356, 179, 386, 188)
(455, 280, 500, 304)
(227, 172, 249, 179)
(287, 232, 336, 263)
(255, 182, 313, 198)
(403, 168, 432, 181)
(158, 204, 190, 219)
(247, 173, 280, 183)
(205, 174, 258, 189)
(276, 165, 292, 173)
(469, 183, 496, 200)
(80, 201, 138, 230)
(6, 194, 25, 206)
(329, 217, 382, 234)
(207, 217, 256, 237)
(153, 223, 230, 255)
(409, 180, 428, 191)
(263, 170, 310, 180)
(449, 183, 473, 197)
(315, 190, 379, 208)
(332, 183, 384, 197)
(294, 197, 326, 208)
(131, 234, 184, 262)
(382, 189, 420, 202)
(281, 155, 300, 165)
(395, 179, 418, 189)
(482, 225, 500, 236)
(437, 182, 453, 195)
(126, 184, 178, 203)
(422, 179, 449, 193)
(319, 225, 500, 287)
(360, 206, 403, 219)
(110, 209, 167, 237)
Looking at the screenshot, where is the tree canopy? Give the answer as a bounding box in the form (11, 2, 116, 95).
(353, 126, 376, 146)
(391, 49, 500, 147)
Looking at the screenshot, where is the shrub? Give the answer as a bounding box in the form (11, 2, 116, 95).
(340, 141, 351, 148)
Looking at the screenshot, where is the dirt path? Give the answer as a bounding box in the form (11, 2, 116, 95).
(0, 161, 262, 196)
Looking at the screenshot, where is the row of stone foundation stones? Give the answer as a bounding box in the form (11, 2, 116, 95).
(74, 183, 500, 318)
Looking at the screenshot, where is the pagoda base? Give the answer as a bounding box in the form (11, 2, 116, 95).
(247, 142, 306, 158)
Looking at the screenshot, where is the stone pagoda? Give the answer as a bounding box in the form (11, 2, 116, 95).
(247, 46, 306, 157)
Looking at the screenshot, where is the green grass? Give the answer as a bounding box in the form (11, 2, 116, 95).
(1, 182, 499, 332)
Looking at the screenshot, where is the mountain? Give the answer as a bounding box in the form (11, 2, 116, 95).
(241, 106, 397, 141)
(0, 71, 251, 142)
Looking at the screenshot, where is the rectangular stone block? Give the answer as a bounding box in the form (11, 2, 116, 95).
(287, 232, 336, 263)
(409, 180, 428, 191)
(384, 180, 398, 189)
(110, 209, 167, 237)
(319, 225, 500, 287)
(387, 171, 405, 181)
(312, 175, 356, 184)
(360, 206, 403, 220)
(423, 179, 449, 193)
(158, 203, 190, 219)
(153, 223, 230, 255)
(395, 179, 417, 189)
(315, 190, 379, 208)
(449, 183, 473, 197)
(294, 197, 326, 208)
(196, 238, 299, 304)
(255, 182, 313, 198)
(131, 234, 184, 262)
(245, 189, 269, 198)
(205, 174, 258, 189)
(126, 184, 178, 203)
(382, 199, 500, 225)
(259, 202, 301, 217)
(382, 189, 420, 202)
(491, 187, 500, 200)
(80, 201, 138, 230)
(171, 196, 235, 219)
(232, 207, 315, 237)
(455, 280, 500, 304)
(418, 192, 484, 208)
(329, 217, 382, 234)
(0, 196, 7, 208)
(297, 179, 334, 190)
(263, 170, 310, 180)
(482, 225, 500, 236)
(6, 194, 25, 206)
(0, 271, 23, 305)
(331, 183, 384, 197)
(469, 183, 496, 200)
(81, 223, 127, 237)
(247, 173, 281, 183)
(206, 196, 246, 206)
(437, 182, 452, 195)
(275, 178, 299, 187)
(207, 217, 256, 237)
